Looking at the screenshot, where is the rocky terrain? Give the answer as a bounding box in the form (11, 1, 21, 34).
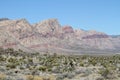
(0, 18, 120, 80)
(0, 48, 119, 80)
(0, 18, 120, 54)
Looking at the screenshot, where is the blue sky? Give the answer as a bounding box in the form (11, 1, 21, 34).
(0, 0, 120, 35)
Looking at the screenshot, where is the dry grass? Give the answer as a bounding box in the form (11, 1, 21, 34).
(0, 74, 6, 80)
(26, 75, 56, 80)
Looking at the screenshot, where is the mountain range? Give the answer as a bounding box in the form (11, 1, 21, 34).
(0, 18, 120, 54)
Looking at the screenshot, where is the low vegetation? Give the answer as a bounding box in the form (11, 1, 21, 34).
(0, 48, 119, 80)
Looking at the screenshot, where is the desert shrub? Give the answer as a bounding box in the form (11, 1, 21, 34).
(67, 73, 75, 79)
(39, 66, 47, 72)
(96, 77, 104, 80)
(99, 68, 110, 78)
(8, 57, 17, 63)
(26, 75, 54, 80)
(0, 56, 6, 62)
(56, 74, 65, 80)
(6, 63, 16, 69)
(75, 70, 82, 74)
(79, 62, 84, 67)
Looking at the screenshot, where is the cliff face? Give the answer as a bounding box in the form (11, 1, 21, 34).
(0, 18, 120, 54)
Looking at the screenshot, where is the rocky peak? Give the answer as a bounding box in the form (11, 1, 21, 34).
(62, 25, 74, 33)
(15, 18, 30, 24)
(14, 19, 32, 30)
(87, 30, 104, 35)
(34, 19, 62, 34)
(0, 19, 33, 39)
(0, 18, 120, 53)
(74, 29, 86, 38)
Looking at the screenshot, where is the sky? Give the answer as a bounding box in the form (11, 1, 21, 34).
(0, 0, 120, 35)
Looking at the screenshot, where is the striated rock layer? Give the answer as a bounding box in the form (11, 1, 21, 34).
(0, 18, 120, 54)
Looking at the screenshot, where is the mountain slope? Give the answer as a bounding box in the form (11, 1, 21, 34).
(0, 18, 120, 54)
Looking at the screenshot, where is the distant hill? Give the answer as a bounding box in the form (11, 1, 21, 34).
(110, 35, 120, 38)
(0, 18, 120, 54)
(0, 18, 9, 21)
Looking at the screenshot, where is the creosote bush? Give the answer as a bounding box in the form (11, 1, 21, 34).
(0, 48, 119, 80)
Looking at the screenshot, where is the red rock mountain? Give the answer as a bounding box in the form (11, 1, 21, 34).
(0, 18, 120, 54)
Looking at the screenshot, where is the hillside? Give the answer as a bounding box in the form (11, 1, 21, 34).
(0, 18, 120, 54)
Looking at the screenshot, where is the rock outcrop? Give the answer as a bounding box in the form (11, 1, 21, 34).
(0, 18, 120, 54)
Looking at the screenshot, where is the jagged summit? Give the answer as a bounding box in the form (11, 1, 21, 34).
(16, 18, 29, 23)
(34, 19, 61, 34)
(0, 18, 120, 54)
